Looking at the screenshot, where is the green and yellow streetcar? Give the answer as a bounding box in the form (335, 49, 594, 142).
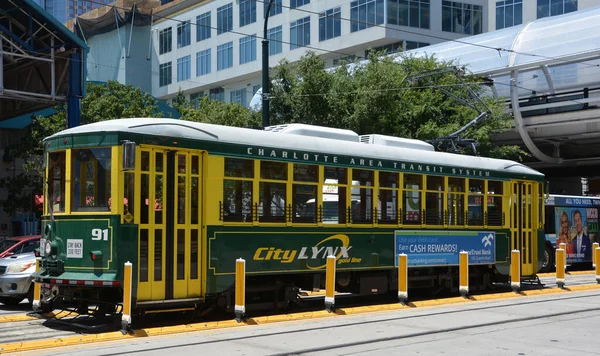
(34, 118, 545, 316)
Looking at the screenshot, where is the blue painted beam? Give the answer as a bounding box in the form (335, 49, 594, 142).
(67, 52, 82, 128)
(0, 23, 34, 52)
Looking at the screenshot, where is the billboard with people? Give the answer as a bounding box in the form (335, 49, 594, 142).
(545, 195, 600, 266)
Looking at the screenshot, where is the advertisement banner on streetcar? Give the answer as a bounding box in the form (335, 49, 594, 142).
(394, 230, 495, 267)
(554, 207, 599, 263)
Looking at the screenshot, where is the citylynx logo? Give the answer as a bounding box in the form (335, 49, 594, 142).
(252, 234, 355, 270)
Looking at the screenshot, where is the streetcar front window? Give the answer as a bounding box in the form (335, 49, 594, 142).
(47, 151, 66, 213)
(72, 148, 112, 212)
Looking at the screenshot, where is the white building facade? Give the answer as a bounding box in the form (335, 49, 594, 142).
(150, 0, 596, 108)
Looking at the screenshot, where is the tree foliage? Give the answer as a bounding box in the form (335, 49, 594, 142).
(270, 51, 524, 159)
(0, 81, 162, 218)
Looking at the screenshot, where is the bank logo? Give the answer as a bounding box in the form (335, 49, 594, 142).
(482, 233, 494, 247)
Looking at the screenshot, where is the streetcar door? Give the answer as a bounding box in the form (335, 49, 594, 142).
(511, 181, 536, 276)
(171, 151, 202, 299)
(137, 148, 168, 301)
(136, 148, 203, 302)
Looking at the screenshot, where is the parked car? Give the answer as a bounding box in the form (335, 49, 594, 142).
(0, 235, 41, 258)
(0, 252, 36, 306)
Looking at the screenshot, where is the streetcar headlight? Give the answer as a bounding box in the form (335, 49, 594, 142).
(45, 241, 52, 255)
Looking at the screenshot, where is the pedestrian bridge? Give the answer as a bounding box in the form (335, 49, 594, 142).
(408, 5, 600, 176)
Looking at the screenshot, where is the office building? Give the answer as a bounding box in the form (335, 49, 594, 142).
(150, 0, 596, 109)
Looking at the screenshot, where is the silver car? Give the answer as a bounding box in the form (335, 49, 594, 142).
(0, 252, 36, 306)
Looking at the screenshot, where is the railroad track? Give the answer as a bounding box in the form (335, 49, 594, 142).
(0, 271, 597, 350)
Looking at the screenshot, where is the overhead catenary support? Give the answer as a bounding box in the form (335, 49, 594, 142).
(262, 0, 275, 128)
(540, 65, 555, 94)
(510, 69, 562, 164)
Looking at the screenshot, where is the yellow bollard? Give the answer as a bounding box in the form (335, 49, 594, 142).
(595, 247, 600, 284)
(397, 254, 408, 304)
(510, 250, 520, 292)
(556, 248, 565, 289)
(325, 255, 336, 312)
(32, 258, 41, 311)
(121, 261, 133, 334)
(234, 258, 246, 322)
(560, 242, 567, 271)
(593, 242, 599, 268)
(459, 251, 469, 297)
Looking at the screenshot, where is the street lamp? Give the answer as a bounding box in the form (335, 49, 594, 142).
(262, 0, 275, 128)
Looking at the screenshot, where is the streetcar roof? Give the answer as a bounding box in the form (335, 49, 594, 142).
(47, 118, 543, 178)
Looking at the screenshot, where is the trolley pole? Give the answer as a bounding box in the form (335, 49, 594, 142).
(510, 250, 520, 292)
(32, 258, 41, 311)
(121, 261, 133, 334)
(459, 251, 469, 297)
(234, 258, 246, 322)
(325, 255, 336, 312)
(397, 254, 408, 304)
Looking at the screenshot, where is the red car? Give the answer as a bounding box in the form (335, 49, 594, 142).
(0, 236, 41, 258)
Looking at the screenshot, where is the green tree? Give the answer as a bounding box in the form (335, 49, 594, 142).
(0, 81, 162, 219)
(178, 95, 260, 127)
(270, 51, 524, 159)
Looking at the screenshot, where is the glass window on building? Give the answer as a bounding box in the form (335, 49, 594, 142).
(159, 62, 172, 87)
(319, 7, 341, 42)
(240, 35, 257, 64)
(333, 54, 358, 66)
(496, 1, 523, 30)
(387, 0, 430, 29)
(537, 0, 577, 19)
(267, 26, 282, 55)
(217, 3, 233, 34)
(159, 27, 172, 55)
(265, 0, 282, 17)
(291, 0, 310, 9)
(190, 92, 204, 109)
(290, 16, 311, 50)
(196, 12, 211, 42)
(210, 87, 225, 102)
(196, 49, 211, 76)
(217, 41, 234, 70)
(239, 0, 256, 27)
(177, 21, 191, 48)
(351, 0, 384, 32)
(177, 55, 191, 82)
(442, 1, 483, 35)
(230, 89, 248, 107)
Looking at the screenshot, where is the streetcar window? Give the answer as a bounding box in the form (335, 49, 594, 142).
(352, 169, 373, 224)
(487, 180, 504, 226)
(259, 182, 286, 222)
(448, 178, 465, 226)
(468, 179, 485, 226)
(47, 151, 66, 213)
(322, 168, 348, 224)
(71, 148, 112, 212)
(293, 164, 318, 223)
(425, 176, 444, 225)
(223, 157, 254, 222)
(225, 157, 254, 178)
(378, 171, 399, 224)
(293, 184, 317, 223)
(403, 174, 422, 225)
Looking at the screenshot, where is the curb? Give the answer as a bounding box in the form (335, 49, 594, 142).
(2, 283, 600, 354)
